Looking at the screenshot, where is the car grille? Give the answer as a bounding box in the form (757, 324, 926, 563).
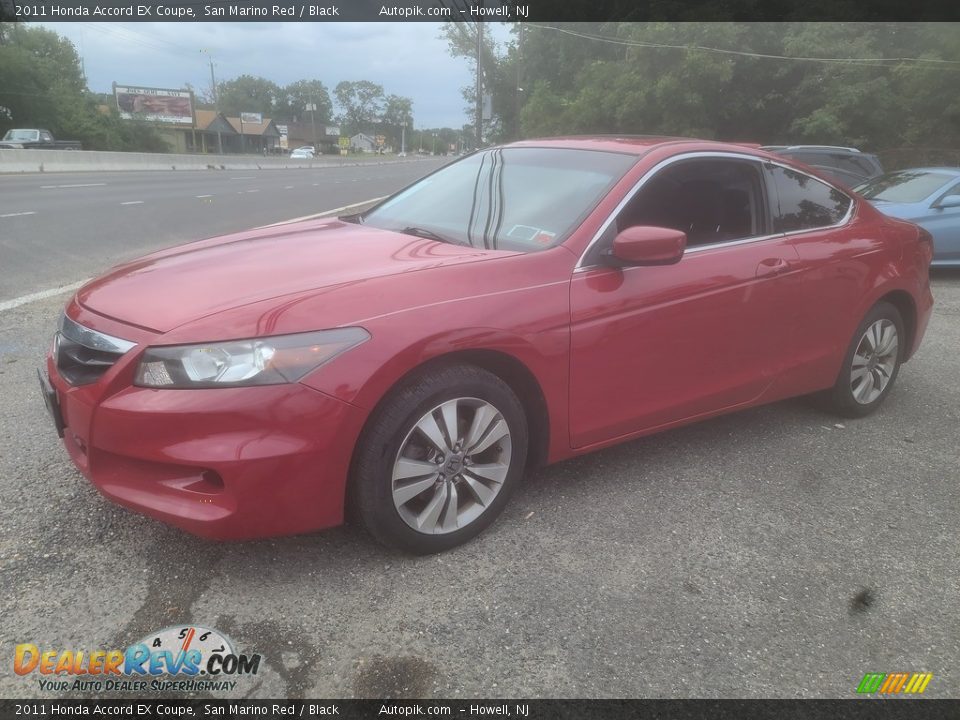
(55, 314, 136, 386)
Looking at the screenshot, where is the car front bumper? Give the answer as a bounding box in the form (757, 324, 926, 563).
(44, 335, 366, 541)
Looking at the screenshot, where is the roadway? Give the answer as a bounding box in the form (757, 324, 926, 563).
(0, 159, 446, 302)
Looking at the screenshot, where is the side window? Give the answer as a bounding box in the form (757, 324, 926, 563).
(769, 166, 852, 232)
(614, 158, 767, 249)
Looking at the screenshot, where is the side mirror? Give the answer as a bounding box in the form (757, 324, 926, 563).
(604, 226, 687, 267)
(933, 195, 960, 210)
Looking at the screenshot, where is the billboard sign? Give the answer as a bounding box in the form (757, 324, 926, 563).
(325, 126, 341, 137)
(240, 112, 263, 125)
(115, 85, 193, 125)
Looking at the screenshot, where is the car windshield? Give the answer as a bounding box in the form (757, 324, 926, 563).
(855, 171, 954, 203)
(4, 130, 39, 141)
(361, 147, 637, 252)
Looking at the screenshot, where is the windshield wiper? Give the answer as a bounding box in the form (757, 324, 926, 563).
(399, 226, 468, 246)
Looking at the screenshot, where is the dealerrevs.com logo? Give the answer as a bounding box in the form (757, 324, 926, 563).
(15, 626, 262, 693)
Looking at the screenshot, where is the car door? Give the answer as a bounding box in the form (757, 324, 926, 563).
(764, 164, 878, 391)
(568, 155, 802, 449)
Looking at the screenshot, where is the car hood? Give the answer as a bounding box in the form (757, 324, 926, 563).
(77, 219, 514, 333)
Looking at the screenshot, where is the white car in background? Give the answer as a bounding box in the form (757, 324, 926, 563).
(290, 146, 316, 159)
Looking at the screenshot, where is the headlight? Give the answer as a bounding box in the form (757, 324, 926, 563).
(134, 328, 369, 389)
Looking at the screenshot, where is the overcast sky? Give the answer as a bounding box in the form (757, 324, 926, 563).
(40, 22, 510, 128)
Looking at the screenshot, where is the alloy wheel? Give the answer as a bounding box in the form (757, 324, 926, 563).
(392, 397, 512, 534)
(850, 319, 899, 405)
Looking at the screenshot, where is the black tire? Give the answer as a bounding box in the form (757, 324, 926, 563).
(823, 301, 905, 418)
(352, 364, 528, 554)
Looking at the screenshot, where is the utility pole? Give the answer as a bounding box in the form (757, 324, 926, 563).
(515, 23, 525, 141)
(400, 121, 406, 156)
(475, 12, 483, 149)
(202, 50, 223, 154)
(307, 102, 317, 150)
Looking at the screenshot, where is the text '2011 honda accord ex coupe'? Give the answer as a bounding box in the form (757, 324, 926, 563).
(40, 137, 934, 554)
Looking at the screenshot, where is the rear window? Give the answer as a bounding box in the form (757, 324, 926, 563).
(4, 130, 39, 141)
(770, 167, 852, 232)
(856, 171, 955, 203)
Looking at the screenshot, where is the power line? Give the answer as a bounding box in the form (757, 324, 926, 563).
(526, 23, 960, 70)
(78, 23, 184, 56)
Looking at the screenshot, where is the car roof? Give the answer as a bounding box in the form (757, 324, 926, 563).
(506, 136, 771, 157)
(882, 167, 960, 176)
(763, 145, 864, 154)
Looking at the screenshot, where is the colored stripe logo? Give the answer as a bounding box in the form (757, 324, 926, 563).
(857, 672, 933, 694)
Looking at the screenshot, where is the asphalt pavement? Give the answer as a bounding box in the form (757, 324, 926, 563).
(0, 159, 445, 302)
(0, 163, 957, 699)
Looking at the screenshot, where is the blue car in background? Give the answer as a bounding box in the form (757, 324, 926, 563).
(856, 168, 960, 267)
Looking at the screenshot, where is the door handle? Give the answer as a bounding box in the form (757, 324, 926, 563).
(756, 257, 791, 279)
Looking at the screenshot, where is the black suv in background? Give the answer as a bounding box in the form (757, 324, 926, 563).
(762, 145, 883, 187)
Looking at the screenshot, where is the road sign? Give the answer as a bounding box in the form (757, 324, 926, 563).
(338, 136, 350, 149)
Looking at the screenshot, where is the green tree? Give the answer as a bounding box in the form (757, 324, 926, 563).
(381, 94, 414, 149)
(453, 22, 960, 153)
(276, 79, 332, 123)
(0, 22, 168, 151)
(334, 80, 385, 134)
(216, 75, 281, 117)
(0, 23, 84, 135)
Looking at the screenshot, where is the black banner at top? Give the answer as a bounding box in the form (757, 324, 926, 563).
(2, 0, 960, 22)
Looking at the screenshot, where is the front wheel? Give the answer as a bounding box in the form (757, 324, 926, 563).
(353, 365, 528, 554)
(823, 301, 905, 418)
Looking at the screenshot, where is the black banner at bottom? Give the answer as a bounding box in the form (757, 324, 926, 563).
(1, 700, 958, 720)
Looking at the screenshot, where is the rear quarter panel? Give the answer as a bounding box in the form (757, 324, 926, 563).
(784, 204, 930, 392)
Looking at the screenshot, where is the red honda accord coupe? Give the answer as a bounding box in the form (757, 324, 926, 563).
(41, 137, 934, 553)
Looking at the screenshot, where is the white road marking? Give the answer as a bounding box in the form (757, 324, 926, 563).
(284, 186, 294, 189)
(0, 279, 89, 313)
(255, 196, 386, 229)
(230, 176, 255, 180)
(196, 194, 213, 198)
(121, 201, 143, 205)
(4, 196, 387, 312)
(0, 211, 36, 218)
(246, 189, 260, 193)
(40, 183, 107, 189)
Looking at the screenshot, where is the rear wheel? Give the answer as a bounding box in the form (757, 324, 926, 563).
(823, 301, 904, 418)
(353, 365, 528, 554)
